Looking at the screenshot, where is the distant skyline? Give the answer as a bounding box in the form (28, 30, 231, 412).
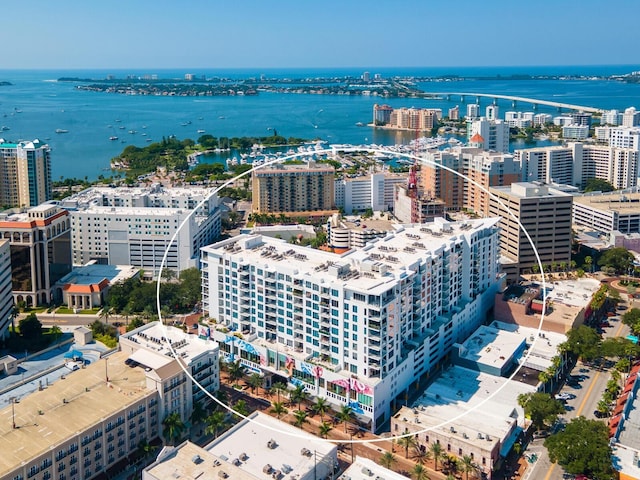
(3, 0, 640, 70)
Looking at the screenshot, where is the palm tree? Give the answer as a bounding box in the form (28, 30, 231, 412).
(429, 442, 444, 471)
(190, 401, 207, 426)
(313, 397, 329, 422)
(162, 412, 185, 445)
(318, 421, 333, 439)
(271, 401, 288, 419)
(247, 373, 262, 395)
(227, 360, 246, 386)
(272, 381, 288, 403)
(412, 444, 432, 466)
(461, 455, 476, 480)
(99, 306, 114, 325)
(337, 404, 354, 433)
(412, 464, 430, 480)
(9, 305, 19, 333)
(289, 384, 309, 410)
(137, 439, 157, 460)
(233, 399, 250, 418)
(205, 411, 226, 439)
(293, 410, 308, 429)
(379, 451, 397, 469)
(396, 430, 417, 459)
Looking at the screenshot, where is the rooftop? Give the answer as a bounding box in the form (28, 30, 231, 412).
(574, 191, 640, 214)
(205, 412, 337, 480)
(57, 263, 139, 289)
(341, 456, 408, 480)
(491, 182, 573, 199)
(456, 324, 524, 371)
(0, 351, 149, 478)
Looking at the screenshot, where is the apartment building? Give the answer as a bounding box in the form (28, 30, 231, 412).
(201, 218, 502, 431)
(334, 172, 408, 214)
(251, 163, 335, 214)
(372, 103, 393, 125)
(61, 185, 221, 279)
(610, 127, 640, 150)
(466, 118, 510, 153)
(489, 182, 573, 279)
(0, 139, 51, 208)
(0, 239, 13, 339)
(573, 192, 640, 234)
(0, 203, 72, 307)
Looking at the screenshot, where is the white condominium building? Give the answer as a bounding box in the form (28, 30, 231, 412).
(334, 172, 408, 213)
(467, 118, 510, 153)
(201, 218, 502, 432)
(62, 184, 220, 278)
(609, 127, 640, 151)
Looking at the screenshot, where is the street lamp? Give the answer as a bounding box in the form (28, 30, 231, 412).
(9, 397, 17, 429)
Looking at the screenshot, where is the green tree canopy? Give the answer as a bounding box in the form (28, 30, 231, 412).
(562, 325, 601, 361)
(544, 416, 614, 480)
(18, 313, 42, 341)
(598, 247, 634, 274)
(623, 307, 640, 335)
(584, 178, 615, 193)
(517, 392, 565, 431)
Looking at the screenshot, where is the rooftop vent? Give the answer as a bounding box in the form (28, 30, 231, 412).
(267, 439, 278, 449)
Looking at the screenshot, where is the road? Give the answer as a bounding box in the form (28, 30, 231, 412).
(523, 302, 629, 480)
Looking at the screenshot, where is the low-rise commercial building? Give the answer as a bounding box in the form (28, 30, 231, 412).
(573, 191, 640, 234)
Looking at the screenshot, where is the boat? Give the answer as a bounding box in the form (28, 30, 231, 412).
(141, 133, 147, 136)
(128, 130, 136, 134)
(0, 126, 9, 131)
(55, 129, 69, 134)
(197, 129, 205, 134)
(355, 122, 365, 127)
(218, 116, 225, 119)
(118, 126, 125, 129)
(109, 136, 118, 141)
(180, 121, 192, 126)
(146, 138, 152, 142)
(142, 125, 147, 129)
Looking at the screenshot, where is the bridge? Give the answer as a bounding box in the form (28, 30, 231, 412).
(424, 91, 604, 113)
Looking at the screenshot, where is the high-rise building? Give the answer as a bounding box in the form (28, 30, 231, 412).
(334, 172, 408, 213)
(386, 107, 441, 130)
(467, 118, 510, 153)
(0, 139, 52, 208)
(251, 163, 335, 214)
(489, 182, 573, 279)
(466, 104, 480, 119)
(201, 219, 502, 431)
(486, 105, 499, 121)
(562, 124, 589, 140)
(61, 185, 220, 279)
(622, 107, 640, 128)
(609, 127, 640, 151)
(602, 109, 622, 126)
(0, 239, 13, 339)
(373, 104, 393, 125)
(571, 111, 592, 127)
(448, 105, 460, 120)
(0, 203, 72, 307)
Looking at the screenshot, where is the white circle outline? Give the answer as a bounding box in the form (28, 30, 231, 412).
(154, 146, 548, 445)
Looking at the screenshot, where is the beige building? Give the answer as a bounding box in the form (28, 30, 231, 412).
(0, 139, 52, 208)
(251, 162, 335, 214)
(489, 182, 573, 280)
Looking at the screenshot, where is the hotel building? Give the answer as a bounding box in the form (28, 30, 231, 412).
(61, 185, 221, 279)
(0, 203, 72, 307)
(251, 163, 335, 215)
(201, 218, 502, 431)
(0, 139, 52, 208)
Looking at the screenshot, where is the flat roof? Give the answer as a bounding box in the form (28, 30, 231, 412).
(574, 191, 640, 214)
(205, 412, 336, 480)
(57, 263, 139, 286)
(342, 456, 408, 480)
(457, 324, 524, 371)
(144, 441, 255, 480)
(0, 351, 149, 478)
(397, 365, 535, 442)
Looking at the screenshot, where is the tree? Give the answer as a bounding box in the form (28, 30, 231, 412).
(247, 373, 262, 395)
(337, 404, 354, 433)
(293, 410, 308, 429)
(412, 444, 432, 466)
(584, 178, 615, 193)
(562, 325, 601, 361)
(271, 401, 288, 419)
(396, 430, 417, 459)
(379, 451, 397, 469)
(272, 381, 288, 403)
(517, 392, 565, 431)
(190, 401, 207, 426)
(461, 455, 477, 480)
(233, 399, 250, 418)
(544, 416, 614, 480)
(204, 410, 226, 439)
(430, 442, 445, 471)
(137, 439, 157, 460)
(412, 464, 430, 480)
(9, 305, 19, 333)
(584, 256, 593, 273)
(18, 313, 42, 341)
(598, 247, 634, 274)
(318, 421, 333, 439)
(227, 360, 246, 386)
(622, 308, 640, 335)
(289, 384, 309, 410)
(162, 412, 185, 444)
(313, 397, 330, 422)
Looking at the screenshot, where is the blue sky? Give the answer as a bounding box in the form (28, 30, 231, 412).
(4, 0, 640, 69)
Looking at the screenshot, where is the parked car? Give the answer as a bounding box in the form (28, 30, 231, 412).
(555, 393, 575, 401)
(594, 410, 608, 418)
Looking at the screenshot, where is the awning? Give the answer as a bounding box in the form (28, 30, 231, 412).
(613, 404, 625, 416)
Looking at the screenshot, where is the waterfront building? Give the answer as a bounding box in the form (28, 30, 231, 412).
(602, 109, 622, 126)
(609, 127, 640, 151)
(334, 171, 408, 214)
(486, 105, 499, 121)
(362, 71, 370, 82)
(61, 184, 221, 279)
(0, 349, 199, 480)
(372, 103, 393, 125)
(0, 239, 13, 339)
(553, 115, 573, 126)
(119, 321, 220, 411)
(623, 107, 640, 128)
(201, 218, 502, 431)
(387, 107, 441, 131)
(504, 111, 533, 128)
(448, 105, 460, 120)
(251, 162, 335, 214)
(466, 118, 510, 153)
(0, 203, 72, 307)
(562, 124, 589, 140)
(466, 104, 480, 120)
(488, 182, 573, 279)
(533, 113, 553, 126)
(572, 191, 640, 234)
(595, 126, 612, 142)
(0, 139, 52, 208)
(571, 111, 592, 127)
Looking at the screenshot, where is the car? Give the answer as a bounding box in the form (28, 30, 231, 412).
(594, 410, 608, 418)
(555, 393, 573, 401)
(600, 321, 611, 328)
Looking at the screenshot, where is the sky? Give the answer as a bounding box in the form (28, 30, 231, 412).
(3, 0, 640, 69)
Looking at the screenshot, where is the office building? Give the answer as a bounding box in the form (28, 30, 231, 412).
(573, 191, 640, 234)
(489, 183, 572, 279)
(0, 139, 52, 208)
(334, 172, 408, 214)
(201, 219, 502, 431)
(251, 162, 335, 215)
(467, 118, 510, 153)
(0, 239, 13, 339)
(0, 203, 72, 307)
(62, 185, 221, 279)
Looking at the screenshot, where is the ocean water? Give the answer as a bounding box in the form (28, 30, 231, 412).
(0, 66, 639, 180)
